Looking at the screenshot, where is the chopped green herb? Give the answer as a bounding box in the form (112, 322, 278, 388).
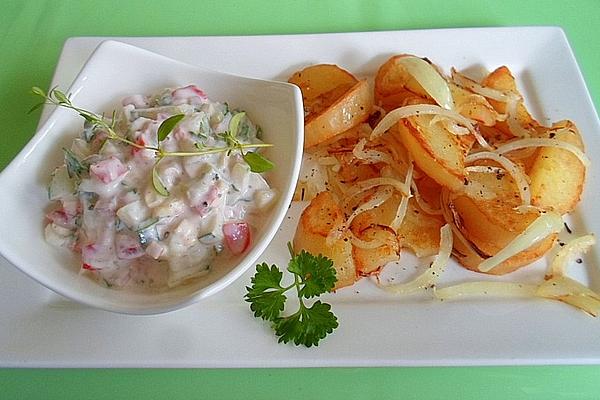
(245, 243, 338, 347)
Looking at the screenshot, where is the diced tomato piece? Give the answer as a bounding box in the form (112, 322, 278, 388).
(82, 263, 98, 271)
(223, 222, 251, 255)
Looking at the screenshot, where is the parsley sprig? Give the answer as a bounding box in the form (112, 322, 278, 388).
(245, 243, 338, 347)
(30, 87, 275, 195)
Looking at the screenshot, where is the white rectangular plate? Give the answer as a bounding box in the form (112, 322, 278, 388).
(3, 27, 600, 367)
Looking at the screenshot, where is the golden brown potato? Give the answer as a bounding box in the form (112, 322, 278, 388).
(352, 225, 400, 276)
(293, 191, 356, 289)
(374, 54, 431, 104)
(395, 115, 475, 191)
(482, 66, 540, 136)
(449, 83, 502, 127)
(397, 198, 444, 257)
(444, 168, 556, 275)
(528, 120, 586, 214)
(289, 64, 372, 148)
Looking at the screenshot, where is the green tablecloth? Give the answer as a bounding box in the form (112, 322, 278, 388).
(1, 0, 599, 398)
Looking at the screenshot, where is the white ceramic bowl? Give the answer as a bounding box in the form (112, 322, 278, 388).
(0, 40, 303, 314)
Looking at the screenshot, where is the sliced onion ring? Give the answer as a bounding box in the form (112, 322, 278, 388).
(548, 233, 596, 278)
(465, 151, 531, 207)
(396, 56, 455, 110)
(495, 138, 590, 168)
(435, 281, 538, 300)
(451, 68, 520, 103)
(477, 212, 564, 273)
(381, 224, 452, 295)
(370, 104, 492, 150)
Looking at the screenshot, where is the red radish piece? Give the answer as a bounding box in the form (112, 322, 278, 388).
(223, 222, 251, 255)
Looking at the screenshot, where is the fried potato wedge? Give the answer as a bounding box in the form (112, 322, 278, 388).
(529, 120, 586, 214)
(449, 83, 502, 127)
(293, 191, 356, 289)
(482, 66, 540, 135)
(395, 115, 475, 191)
(289, 64, 372, 148)
(445, 169, 556, 275)
(352, 225, 400, 276)
(397, 198, 444, 257)
(374, 54, 431, 103)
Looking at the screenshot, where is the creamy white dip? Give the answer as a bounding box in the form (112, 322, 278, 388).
(45, 85, 276, 289)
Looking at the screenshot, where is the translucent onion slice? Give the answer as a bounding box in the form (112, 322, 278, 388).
(370, 104, 492, 150)
(352, 138, 394, 165)
(390, 162, 414, 231)
(397, 56, 455, 110)
(537, 276, 600, 317)
(494, 138, 591, 168)
(382, 224, 452, 295)
(344, 177, 410, 202)
(505, 97, 532, 138)
(548, 233, 596, 277)
(477, 212, 564, 272)
(451, 68, 520, 103)
(430, 114, 470, 135)
(465, 151, 531, 206)
(350, 230, 386, 249)
(435, 281, 538, 300)
(327, 186, 393, 245)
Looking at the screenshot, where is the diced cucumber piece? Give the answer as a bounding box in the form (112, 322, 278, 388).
(48, 165, 77, 200)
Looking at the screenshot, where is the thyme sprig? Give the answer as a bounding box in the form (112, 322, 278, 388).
(31, 87, 275, 195)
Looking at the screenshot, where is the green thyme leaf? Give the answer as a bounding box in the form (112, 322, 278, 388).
(53, 89, 70, 104)
(28, 102, 45, 114)
(31, 86, 46, 97)
(157, 114, 185, 142)
(152, 162, 169, 196)
(228, 111, 246, 138)
(243, 151, 275, 173)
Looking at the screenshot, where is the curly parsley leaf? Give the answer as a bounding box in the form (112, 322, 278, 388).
(274, 301, 338, 347)
(288, 250, 336, 299)
(245, 244, 338, 347)
(245, 263, 286, 321)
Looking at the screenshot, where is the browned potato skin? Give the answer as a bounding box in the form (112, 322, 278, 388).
(352, 225, 400, 276)
(529, 120, 585, 214)
(293, 191, 356, 289)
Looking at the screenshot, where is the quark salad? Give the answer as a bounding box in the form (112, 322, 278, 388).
(44, 85, 276, 289)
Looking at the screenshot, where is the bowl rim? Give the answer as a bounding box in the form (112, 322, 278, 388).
(0, 40, 304, 315)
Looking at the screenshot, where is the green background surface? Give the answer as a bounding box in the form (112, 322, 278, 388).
(1, 0, 599, 398)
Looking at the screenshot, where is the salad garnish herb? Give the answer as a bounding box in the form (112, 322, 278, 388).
(30, 87, 275, 195)
(245, 242, 338, 347)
